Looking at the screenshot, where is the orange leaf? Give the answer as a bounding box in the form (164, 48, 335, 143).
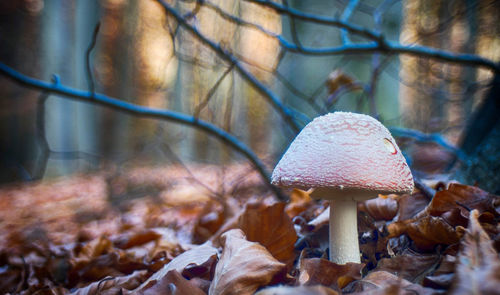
(326, 69, 362, 95)
(238, 202, 297, 265)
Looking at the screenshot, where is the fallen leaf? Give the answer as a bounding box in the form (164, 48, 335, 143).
(71, 270, 148, 295)
(193, 202, 226, 243)
(113, 230, 162, 249)
(427, 184, 498, 218)
(423, 256, 456, 292)
(449, 209, 500, 294)
(374, 250, 440, 283)
(135, 242, 217, 291)
(285, 189, 313, 218)
(395, 192, 429, 222)
(325, 69, 362, 95)
(135, 270, 205, 295)
(255, 285, 338, 295)
(298, 257, 364, 290)
(238, 202, 297, 265)
(346, 271, 437, 294)
(208, 229, 286, 295)
(359, 195, 398, 221)
(388, 215, 462, 250)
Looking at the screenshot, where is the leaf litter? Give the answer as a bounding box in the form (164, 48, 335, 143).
(0, 164, 500, 294)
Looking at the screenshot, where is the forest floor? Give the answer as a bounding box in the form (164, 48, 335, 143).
(0, 163, 499, 294)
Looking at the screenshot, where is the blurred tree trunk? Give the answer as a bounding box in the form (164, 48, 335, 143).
(455, 1, 500, 194)
(238, 1, 281, 157)
(399, 0, 450, 134)
(96, 0, 136, 159)
(0, 1, 43, 182)
(176, 1, 239, 163)
(42, 0, 77, 176)
(399, 0, 500, 142)
(130, 0, 177, 162)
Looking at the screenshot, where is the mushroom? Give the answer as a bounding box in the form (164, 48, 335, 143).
(271, 112, 413, 264)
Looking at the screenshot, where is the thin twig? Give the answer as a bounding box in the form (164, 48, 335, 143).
(33, 91, 50, 180)
(389, 126, 466, 161)
(194, 65, 234, 118)
(85, 22, 100, 96)
(0, 62, 286, 201)
(240, 0, 499, 72)
(156, 0, 304, 133)
(283, 0, 304, 50)
(340, 0, 360, 45)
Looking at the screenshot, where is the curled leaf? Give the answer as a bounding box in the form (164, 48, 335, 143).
(375, 251, 440, 282)
(346, 271, 436, 294)
(136, 242, 217, 291)
(239, 202, 297, 265)
(209, 229, 286, 295)
(256, 285, 338, 295)
(71, 270, 148, 295)
(298, 258, 364, 290)
(136, 270, 205, 295)
(388, 215, 462, 250)
(450, 210, 500, 294)
(359, 195, 398, 221)
(427, 184, 498, 218)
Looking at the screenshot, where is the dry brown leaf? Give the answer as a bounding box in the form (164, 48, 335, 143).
(238, 202, 297, 265)
(427, 184, 498, 218)
(449, 209, 500, 294)
(255, 285, 339, 295)
(71, 270, 148, 295)
(360, 195, 398, 221)
(113, 230, 162, 249)
(299, 257, 364, 290)
(347, 271, 437, 295)
(208, 229, 286, 295)
(70, 236, 114, 270)
(388, 215, 462, 250)
(374, 251, 440, 283)
(285, 188, 313, 218)
(135, 270, 205, 295)
(423, 253, 456, 290)
(193, 202, 226, 243)
(326, 69, 362, 94)
(395, 192, 429, 222)
(135, 242, 217, 291)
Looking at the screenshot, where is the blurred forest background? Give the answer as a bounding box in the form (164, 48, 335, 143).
(1, 0, 499, 194)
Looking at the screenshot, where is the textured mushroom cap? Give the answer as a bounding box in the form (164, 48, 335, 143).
(271, 112, 414, 197)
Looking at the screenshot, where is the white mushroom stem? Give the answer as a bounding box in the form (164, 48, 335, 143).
(329, 198, 360, 264)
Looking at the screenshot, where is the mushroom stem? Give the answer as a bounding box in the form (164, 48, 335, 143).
(329, 198, 360, 264)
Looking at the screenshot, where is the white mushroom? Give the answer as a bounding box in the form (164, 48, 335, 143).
(272, 112, 413, 264)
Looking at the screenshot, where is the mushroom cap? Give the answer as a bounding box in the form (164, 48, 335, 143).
(271, 112, 414, 199)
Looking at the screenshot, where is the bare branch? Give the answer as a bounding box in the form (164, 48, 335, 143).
(193, 65, 234, 118)
(243, 0, 499, 72)
(0, 62, 286, 201)
(389, 126, 466, 161)
(340, 0, 360, 45)
(244, 0, 383, 42)
(157, 0, 304, 133)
